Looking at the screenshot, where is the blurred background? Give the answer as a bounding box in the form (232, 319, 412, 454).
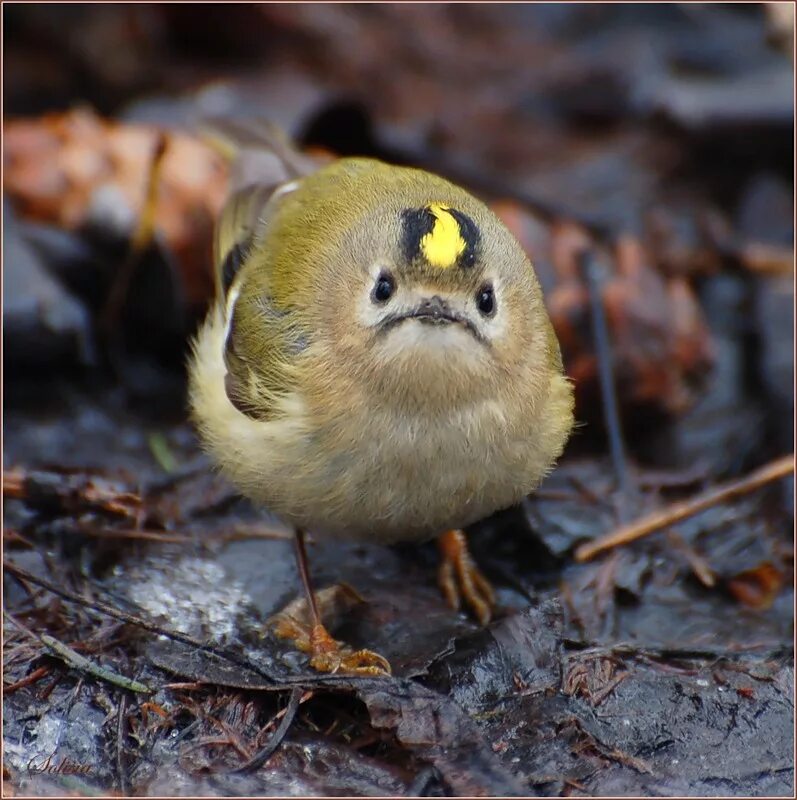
(4, 3, 794, 461)
(3, 4, 795, 797)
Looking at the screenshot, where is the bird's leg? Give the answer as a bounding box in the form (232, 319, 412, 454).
(270, 529, 391, 676)
(437, 529, 496, 625)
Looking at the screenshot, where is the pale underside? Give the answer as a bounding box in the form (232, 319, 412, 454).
(189, 304, 573, 543)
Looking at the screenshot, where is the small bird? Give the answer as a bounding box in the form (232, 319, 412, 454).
(189, 122, 574, 675)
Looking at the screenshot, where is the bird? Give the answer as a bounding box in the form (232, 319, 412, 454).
(188, 121, 574, 675)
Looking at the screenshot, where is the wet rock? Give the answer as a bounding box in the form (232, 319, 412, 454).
(652, 66, 793, 133)
(3, 206, 93, 370)
(641, 273, 766, 472)
(737, 174, 794, 452)
(571, 660, 794, 796)
(4, 681, 113, 795)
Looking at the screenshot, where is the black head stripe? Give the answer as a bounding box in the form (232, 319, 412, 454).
(445, 207, 480, 268)
(400, 207, 437, 263)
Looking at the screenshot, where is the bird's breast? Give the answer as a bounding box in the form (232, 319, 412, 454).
(260, 394, 539, 542)
(190, 305, 556, 543)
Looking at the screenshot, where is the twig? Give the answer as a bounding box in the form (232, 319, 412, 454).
(3, 609, 40, 639)
(116, 692, 129, 794)
(3, 665, 51, 695)
(39, 672, 62, 700)
(3, 527, 38, 549)
(99, 132, 168, 333)
(3, 561, 236, 668)
(173, 719, 202, 744)
(229, 687, 305, 774)
(666, 530, 716, 588)
(567, 474, 614, 509)
(163, 682, 209, 691)
(578, 250, 633, 513)
(208, 716, 253, 761)
(210, 524, 295, 544)
(2, 560, 387, 690)
(77, 526, 192, 544)
(567, 717, 652, 774)
(589, 670, 630, 707)
(739, 242, 794, 276)
(180, 735, 244, 761)
(3, 466, 141, 518)
(575, 454, 794, 562)
(37, 633, 152, 694)
(2, 560, 290, 687)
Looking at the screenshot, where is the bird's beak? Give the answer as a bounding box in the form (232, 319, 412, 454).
(406, 295, 459, 325)
(377, 295, 485, 342)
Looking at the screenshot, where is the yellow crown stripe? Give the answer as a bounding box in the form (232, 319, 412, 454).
(420, 203, 466, 269)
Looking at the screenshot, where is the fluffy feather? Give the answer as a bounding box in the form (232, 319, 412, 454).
(188, 148, 574, 542)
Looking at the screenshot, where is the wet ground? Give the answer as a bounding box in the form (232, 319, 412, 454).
(3, 371, 793, 796)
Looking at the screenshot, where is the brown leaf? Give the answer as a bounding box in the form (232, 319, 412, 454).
(727, 562, 784, 610)
(4, 109, 229, 309)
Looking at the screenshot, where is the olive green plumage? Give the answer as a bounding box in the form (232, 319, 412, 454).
(189, 134, 574, 542)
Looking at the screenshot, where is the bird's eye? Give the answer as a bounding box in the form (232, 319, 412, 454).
(476, 283, 495, 316)
(372, 271, 396, 303)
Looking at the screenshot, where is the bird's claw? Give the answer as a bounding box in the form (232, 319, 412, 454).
(270, 589, 392, 676)
(438, 529, 496, 625)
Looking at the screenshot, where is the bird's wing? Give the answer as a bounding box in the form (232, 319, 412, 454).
(202, 118, 319, 421)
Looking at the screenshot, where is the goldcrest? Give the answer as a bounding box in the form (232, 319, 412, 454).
(188, 126, 574, 674)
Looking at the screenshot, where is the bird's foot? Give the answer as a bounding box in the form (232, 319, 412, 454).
(437, 529, 496, 625)
(269, 584, 392, 676)
(306, 624, 391, 676)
